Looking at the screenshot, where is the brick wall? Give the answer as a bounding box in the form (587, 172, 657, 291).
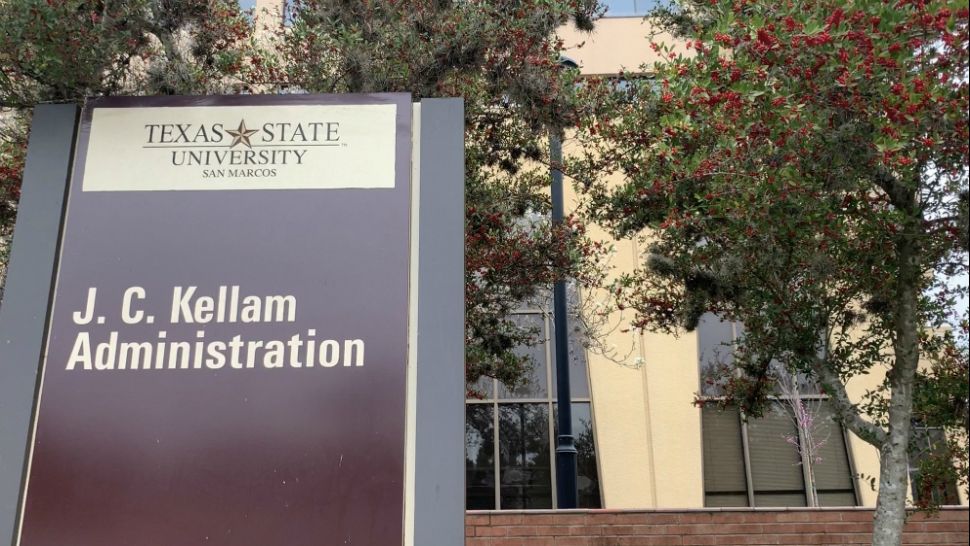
(465, 507, 969, 545)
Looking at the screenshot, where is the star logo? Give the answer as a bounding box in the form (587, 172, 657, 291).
(226, 120, 259, 148)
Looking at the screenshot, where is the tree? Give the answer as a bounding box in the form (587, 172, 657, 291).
(579, 0, 968, 544)
(265, 0, 610, 389)
(0, 0, 609, 390)
(0, 122, 27, 302)
(0, 0, 256, 300)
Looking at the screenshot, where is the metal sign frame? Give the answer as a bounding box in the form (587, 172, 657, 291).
(0, 98, 463, 546)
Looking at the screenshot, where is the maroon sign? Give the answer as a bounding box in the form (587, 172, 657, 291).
(18, 94, 412, 545)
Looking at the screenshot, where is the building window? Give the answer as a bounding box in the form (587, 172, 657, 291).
(909, 425, 961, 506)
(466, 311, 603, 510)
(698, 314, 859, 507)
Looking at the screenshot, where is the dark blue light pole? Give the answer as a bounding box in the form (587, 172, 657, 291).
(551, 57, 579, 509)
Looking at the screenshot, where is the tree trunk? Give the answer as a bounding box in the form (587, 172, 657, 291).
(872, 402, 914, 546)
(872, 212, 921, 546)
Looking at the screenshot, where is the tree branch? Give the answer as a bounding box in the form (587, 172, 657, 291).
(813, 355, 888, 447)
(872, 165, 915, 212)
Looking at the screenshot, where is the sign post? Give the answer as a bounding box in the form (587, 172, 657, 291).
(0, 95, 464, 546)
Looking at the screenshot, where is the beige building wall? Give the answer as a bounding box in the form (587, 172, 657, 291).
(254, 0, 284, 16)
(844, 365, 886, 507)
(565, 171, 705, 509)
(254, 0, 286, 41)
(560, 15, 706, 510)
(559, 17, 691, 75)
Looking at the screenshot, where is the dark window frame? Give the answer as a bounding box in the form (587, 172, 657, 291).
(697, 314, 861, 507)
(465, 308, 603, 510)
(908, 424, 962, 506)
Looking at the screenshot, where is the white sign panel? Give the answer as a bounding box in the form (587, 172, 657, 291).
(82, 104, 397, 191)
